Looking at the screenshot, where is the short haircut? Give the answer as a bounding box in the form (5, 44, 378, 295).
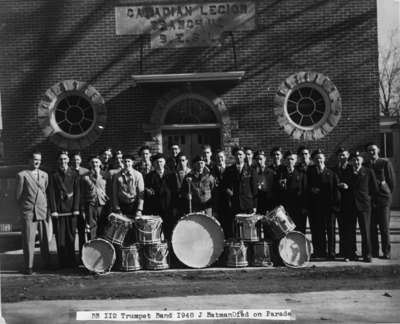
(244, 147, 253, 152)
(202, 144, 212, 151)
(57, 150, 69, 158)
(270, 146, 282, 157)
(71, 151, 82, 157)
(296, 145, 309, 155)
(138, 145, 151, 155)
(231, 146, 245, 156)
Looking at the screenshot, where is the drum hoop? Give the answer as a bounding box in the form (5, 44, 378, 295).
(134, 219, 162, 234)
(143, 244, 169, 263)
(82, 238, 116, 274)
(278, 231, 311, 268)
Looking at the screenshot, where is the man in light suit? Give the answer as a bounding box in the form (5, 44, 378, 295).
(16, 151, 51, 274)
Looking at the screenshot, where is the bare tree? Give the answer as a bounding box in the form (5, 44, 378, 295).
(379, 29, 400, 116)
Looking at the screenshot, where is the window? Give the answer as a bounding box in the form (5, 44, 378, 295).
(274, 72, 342, 140)
(380, 132, 393, 158)
(164, 97, 217, 124)
(38, 80, 107, 150)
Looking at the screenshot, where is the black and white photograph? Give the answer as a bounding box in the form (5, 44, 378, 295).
(0, 0, 399, 323)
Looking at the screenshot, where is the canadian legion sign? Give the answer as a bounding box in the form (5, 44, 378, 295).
(115, 2, 256, 48)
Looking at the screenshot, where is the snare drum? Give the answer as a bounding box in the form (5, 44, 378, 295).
(103, 213, 133, 246)
(81, 238, 116, 274)
(142, 242, 169, 270)
(249, 241, 274, 267)
(263, 206, 295, 240)
(115, 244, 142, 271)
(235, 214, 263, 242)
(225, 240, 248, 267)
(171, 213, 224, 269)
(134, 215, 163, 244)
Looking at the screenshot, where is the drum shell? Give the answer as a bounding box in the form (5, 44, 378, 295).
(249, 241, 274, 267)
(235, 214, 263, 242)
(171, 213, 224, 269)
(263, 206, 296, 240)
(103, 213, 133, 246)
(279, 231, 312, 268)
(134, 215, 163, 244)
(141, 242, 169, 270)
(115, 244, 142, 271)
(81, 238, 116, 274)
(224, 241, 248, 267)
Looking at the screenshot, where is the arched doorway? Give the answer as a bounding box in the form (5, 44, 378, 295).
(161, 92, 221, 160)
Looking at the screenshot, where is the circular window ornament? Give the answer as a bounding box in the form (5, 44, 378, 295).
(38, 80, 107, 150)
(274, 72, 341, 140)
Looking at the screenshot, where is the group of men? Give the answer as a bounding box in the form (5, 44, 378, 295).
(16, 142, 395, 274)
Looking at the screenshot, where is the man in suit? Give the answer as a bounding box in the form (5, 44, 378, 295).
(279, 151, 307, 234)
(333, 148, 354, 259)
(254, 150, 276, 214)
(268, 146, 286, 206)
(307, 149, 340, 260)
(49, 151, 80, 268)
(70, 152, 89, 261)
(202, 144, 217, 175)
(366, 144, 396, 259)
(16, 151, 51, 274)
(348, 151, 379, 262)
(166, 144, 181, 172)
(135, 145, 153, 177)
(244, 147, 257, 169)
(144, 153, 177, 240)
(223, 146, 258, 238)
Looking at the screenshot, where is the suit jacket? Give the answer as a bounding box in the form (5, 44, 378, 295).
(333, 163, 353, 212)
(16, 169, 48, 221)
(279, 167, 307, 211)
(307, 165, 340, 213)
(365, 158, 396, 206)
(144, 170, 177, 214)
(349, 166, 379, 212)
(49, 168, 80, 214)
(256, 166, 276, 203)
(223, 163, 258, 212)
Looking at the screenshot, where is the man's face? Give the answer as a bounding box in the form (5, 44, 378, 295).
(115, 153, 124, 169)
(217, 152, 226, 165)
(257, 154, 266, 167)
(285, 154, 297, 168)
(315, 153, 325, 167)
(235, 150, 245, 164)
(58, 154, 69, 169)
(101, 150, 112, 163)
(299, 149, 310, 163)
(124, 158, 134, 169)
(338, 151, 349, 164)
(155, 158, 166, 171)
(367, 145, 379, 159)
(90, 158, 102, 170)
(197, 160, 206, 172)
(31, 153, 42, 169)
(171, 145, 180, 157)
(245, 150, 253, 163)
(202, 148, 212, 161)
(178, 155, 188, 168)
(272, 151, 282, 164)
(71, 155, 82, 169)
(141, 149, 151, 162)
(352, 156, 364, 170)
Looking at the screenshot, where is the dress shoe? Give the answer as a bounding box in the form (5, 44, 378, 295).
(23, 268, 33, 275)
(327, 255, 336, 261)
(363, 257, 372, 263)
(344, 258, 350, 262)
(349, 255, 359, 261)
(381, 254, 391, 260)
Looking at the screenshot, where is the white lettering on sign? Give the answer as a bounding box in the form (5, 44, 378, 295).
(115, 2, 255, 48)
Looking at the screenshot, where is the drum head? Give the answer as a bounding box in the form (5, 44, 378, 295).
(278, 231, 311, 268)
(172, 213, 224, 268)
(109, 213, 132, 223)
(82, 238, 116, 274)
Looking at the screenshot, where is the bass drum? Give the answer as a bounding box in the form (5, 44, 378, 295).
(81, 238, 116, 274)
(278, 231, 312, 268)
(171, 213, 225, 268)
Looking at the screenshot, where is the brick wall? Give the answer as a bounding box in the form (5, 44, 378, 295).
(0, 0, 379, 169)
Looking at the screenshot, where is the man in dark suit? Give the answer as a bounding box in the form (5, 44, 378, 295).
(348, 151, 379, 262)
(254, 150, 276, 214)
(223, 146, 258, 238)
(49, 151, 80, 268)
(245, 147, 257, 169)
(307, 149, 340, 260)
(202, 144, 217, 175)
(16, 151, 51, 274)
(144, 153, 177, 240)
(366, 144, 396, 259)
(268, 146, 286, 206)
(333, 148, 354, 258)
(279, 151, 307, 234)
(166, 144, 181, 172)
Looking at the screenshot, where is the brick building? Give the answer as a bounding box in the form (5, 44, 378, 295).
(0, 0, 379, 168)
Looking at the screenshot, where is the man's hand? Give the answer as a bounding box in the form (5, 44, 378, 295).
(73, 210, 80, 216)
(136, 210, 143, 217)
(226, 189, 234, 197)
(338, 182, 349, 190)
(51, 212, 59, 218)
(145, 188, 155, 196)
